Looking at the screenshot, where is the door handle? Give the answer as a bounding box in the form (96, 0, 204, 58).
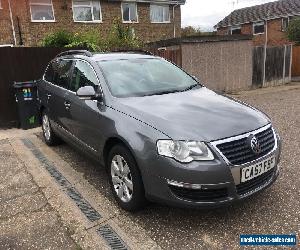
(46, 93, 52, 100)
(64, 101, 71, 110)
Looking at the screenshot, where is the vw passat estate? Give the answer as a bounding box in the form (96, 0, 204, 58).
(38, 50, 281, 211)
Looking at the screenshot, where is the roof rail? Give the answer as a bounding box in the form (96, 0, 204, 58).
(56, 50, 93, 58)
(110, 49, 153, 56)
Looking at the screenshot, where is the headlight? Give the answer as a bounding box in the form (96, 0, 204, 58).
(157, 140, 214, 163)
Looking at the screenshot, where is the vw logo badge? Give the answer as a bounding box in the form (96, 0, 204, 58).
(249, 135, 261, 154)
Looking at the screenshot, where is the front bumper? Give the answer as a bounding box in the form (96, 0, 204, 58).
(140, 131, 281, 208)
(145, 167, 279, 209)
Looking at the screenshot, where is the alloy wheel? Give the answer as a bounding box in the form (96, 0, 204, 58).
(42, 114, 51, 141)
(111, 155, 133, 203)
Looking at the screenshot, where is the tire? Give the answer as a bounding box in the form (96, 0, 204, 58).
(41, 111, 61, 146)
(107, 144, 147, 212)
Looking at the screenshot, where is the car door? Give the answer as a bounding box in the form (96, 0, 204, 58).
(63, 59, 106, 153)
(45, 58, 73, 132)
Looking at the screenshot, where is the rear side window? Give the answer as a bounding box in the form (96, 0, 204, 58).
(55, 59, 73, 89)
(53, 59, 73, 89)
(70, 60, 98, 92)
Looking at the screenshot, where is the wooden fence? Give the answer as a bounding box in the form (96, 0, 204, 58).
(292, 46, 300, 77)
(0, 47, 66, 127)
(0, 45, 293, 127)
(149, 47, 182, 67)
(252, 45, 292, 88)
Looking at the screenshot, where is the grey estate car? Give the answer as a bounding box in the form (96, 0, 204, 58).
(38, 50, 281, 211)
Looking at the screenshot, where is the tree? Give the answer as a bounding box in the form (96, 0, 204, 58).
(181, 26, 202, 37)
(287, 18, 300, 44)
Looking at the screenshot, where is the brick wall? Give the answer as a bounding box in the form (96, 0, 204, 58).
(0, 0, 14, 45)
(0, 0, 181, 46)
(252, 19, 291, 46)
(217, 18, 292, 47)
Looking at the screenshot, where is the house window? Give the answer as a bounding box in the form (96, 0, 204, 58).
(72, 0, 102, 22)
(122, 2, 138, 23)
(253, 21, 265, 35)
(30, 0, 55, 22)
(231, 26, 241, 35)
(282, 17, 289, 31)
(150, 5, 170, 23)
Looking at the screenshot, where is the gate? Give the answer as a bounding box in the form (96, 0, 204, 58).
(0, 47, 66, 127)
(292, 46, 300, 77)
(252, 45, 292, 88)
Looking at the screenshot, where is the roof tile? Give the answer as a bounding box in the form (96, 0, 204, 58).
(215, 0, 300, 28)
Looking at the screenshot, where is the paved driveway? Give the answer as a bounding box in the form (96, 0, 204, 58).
(48, 85, 300, 249)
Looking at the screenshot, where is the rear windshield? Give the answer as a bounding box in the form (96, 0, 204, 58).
(97, 58, 200, 98)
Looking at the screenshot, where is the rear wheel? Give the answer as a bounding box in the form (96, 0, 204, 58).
(107, 145, 147, 211)
(42, 111, 61, 146)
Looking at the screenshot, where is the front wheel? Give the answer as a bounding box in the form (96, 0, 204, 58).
(42, 111, 61, 146)
(108, 145, 147, 212)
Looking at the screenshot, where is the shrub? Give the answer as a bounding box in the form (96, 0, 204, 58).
(66, 31, 102, 52)
(287, 18, 300, 45)
(41, 21, 142, 52)
(42, 30, 74, 47)
(105, 20, 142, 50)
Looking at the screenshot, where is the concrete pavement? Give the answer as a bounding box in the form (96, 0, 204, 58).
(0, 130, 160, 250)
(0, 138, 78, 249)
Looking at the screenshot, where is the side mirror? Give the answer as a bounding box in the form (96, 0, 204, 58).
(76, 86, 97, 100)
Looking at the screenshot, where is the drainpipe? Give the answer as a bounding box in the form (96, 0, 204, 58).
(16, 16, 23, 46)
(262, 19, 268, 87)
(8, 0, 17, 46)
(173, 4, 179, 38)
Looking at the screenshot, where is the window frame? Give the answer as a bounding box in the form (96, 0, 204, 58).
(43, 60, 56, 83)
(150, 4, 170, 24)
(281, 17, 289, 32)
(29, 0, 56, 23)
(121, 2, 138, 23)
(230, 26, 241, 35)
(72, 0, 102, 23)
(253, 21, 265, 35)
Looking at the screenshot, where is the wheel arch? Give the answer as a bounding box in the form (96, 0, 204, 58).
(103, 136, 138, 170)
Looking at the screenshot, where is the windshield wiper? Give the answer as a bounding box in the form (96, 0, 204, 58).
(145, 84, 200, 96)
(181, 84, 200, 92)
(150, 89, 182, 96)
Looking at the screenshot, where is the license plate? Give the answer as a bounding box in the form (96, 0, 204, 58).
(241, 155, 276, 183)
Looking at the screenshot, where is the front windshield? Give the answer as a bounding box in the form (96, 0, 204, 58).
(98, 58, 201, 97)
